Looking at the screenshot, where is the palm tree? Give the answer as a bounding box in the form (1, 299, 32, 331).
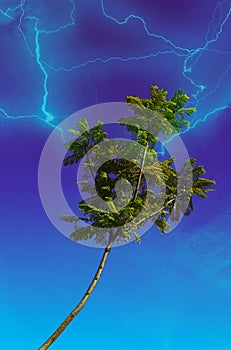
(38, 86, 215, 349)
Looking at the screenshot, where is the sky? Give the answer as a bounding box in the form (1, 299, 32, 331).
(0, 1, 231, 349)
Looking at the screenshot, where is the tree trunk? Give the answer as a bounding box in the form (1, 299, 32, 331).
(38, 243, 112, 350)
(133, 142, 148, 201)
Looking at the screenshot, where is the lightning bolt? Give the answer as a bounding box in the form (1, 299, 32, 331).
(0, 0, 230, 136)
(100, 0, 231, 134)
(0, 0, 75, 127)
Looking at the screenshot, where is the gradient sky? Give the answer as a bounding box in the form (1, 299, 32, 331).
(1, 1, 231, 349)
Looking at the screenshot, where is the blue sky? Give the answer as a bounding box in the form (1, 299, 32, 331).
(1, 1, 231, 349)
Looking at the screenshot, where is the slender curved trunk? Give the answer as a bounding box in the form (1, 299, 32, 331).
(38, 243, 112, 350)
(133, 142, 148, 201)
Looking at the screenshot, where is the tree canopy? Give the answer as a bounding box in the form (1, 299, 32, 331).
(61, 85, 215, 245)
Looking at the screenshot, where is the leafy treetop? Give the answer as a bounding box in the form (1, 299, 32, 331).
(61, 85, 215, 244)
